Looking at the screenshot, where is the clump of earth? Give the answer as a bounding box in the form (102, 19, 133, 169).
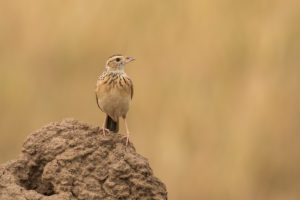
(0, 119, 167, 200)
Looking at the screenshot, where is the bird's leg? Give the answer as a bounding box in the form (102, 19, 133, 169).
(122, 117, 130, 146)
(100, 115, 110, 135)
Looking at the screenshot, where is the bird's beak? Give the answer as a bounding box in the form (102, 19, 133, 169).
(125, 56, 136, 64)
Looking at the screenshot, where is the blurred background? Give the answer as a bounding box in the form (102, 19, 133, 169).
(0, 0, 300, 199)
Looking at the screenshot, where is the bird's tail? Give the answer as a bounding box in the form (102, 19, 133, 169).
(105, 115, 119, 133)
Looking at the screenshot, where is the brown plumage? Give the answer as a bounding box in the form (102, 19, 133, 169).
(95, 54, 135, 145)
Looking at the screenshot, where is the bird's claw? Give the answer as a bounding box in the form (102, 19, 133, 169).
(122, 134, 130, 146)
(100, 127, 110, 136)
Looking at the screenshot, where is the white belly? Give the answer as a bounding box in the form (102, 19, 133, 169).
(98, 87, 131, 120)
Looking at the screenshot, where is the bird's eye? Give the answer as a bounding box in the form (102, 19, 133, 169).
(115, 58, 121, 62)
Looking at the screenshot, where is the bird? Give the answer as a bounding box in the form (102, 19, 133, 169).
(95, 54, 135, 145)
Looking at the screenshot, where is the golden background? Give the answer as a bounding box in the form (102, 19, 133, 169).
(1, 0, 300, 199)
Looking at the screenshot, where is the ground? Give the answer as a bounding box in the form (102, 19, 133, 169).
(0, 119, 167, 200)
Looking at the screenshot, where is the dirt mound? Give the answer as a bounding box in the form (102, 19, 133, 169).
(0, 119, 167, 200)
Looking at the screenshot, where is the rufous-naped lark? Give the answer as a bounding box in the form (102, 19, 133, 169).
(95, 54, 135, 145)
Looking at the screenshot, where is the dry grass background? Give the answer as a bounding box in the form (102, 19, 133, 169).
(0, 0, 300, 199)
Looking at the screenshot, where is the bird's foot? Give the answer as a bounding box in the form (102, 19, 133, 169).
(100, 127, 110, 136)
(122, 134, 130, 146)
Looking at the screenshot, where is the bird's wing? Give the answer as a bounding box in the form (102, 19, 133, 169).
(95, 81, 104, 112)
(95, 93, 103, 111)
(127, 77, 134, 99)
(130, 83, 134, 99)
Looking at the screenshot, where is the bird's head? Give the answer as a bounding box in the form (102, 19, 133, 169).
(105, 54, 136, 72)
